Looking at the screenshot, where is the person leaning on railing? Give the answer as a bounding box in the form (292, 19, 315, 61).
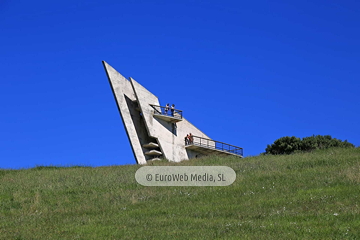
(185, 134, 189, 145)
(164, 103, 170, 115)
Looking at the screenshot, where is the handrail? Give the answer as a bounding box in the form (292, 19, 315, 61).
(185, 135, 243, 156)
(150, 104, 183, 119)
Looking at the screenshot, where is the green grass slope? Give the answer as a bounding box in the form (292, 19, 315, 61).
(1, 148, 359, 239)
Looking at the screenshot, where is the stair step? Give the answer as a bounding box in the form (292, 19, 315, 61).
(145, 150, 162, 156)
(142, 142, 159, 148)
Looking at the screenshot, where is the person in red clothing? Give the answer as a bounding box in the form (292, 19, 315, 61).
(189, 133, 193, 144)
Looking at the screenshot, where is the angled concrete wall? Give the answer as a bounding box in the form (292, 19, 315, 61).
(103, 62, 147, 164)
(103, 61, 213, 164)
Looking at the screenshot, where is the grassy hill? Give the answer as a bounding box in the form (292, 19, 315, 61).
(1, 148, 359, 239)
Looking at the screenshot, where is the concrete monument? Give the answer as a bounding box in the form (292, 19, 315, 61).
(103, 61, 243, 164)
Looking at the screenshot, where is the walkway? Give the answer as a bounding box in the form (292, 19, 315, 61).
(185, 135, 243, 157)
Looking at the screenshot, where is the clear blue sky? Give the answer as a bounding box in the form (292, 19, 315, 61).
(1, 0, 359, 169)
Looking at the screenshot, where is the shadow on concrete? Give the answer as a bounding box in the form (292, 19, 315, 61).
(124, 95, 156, 160)
(153, 117, 177, 136)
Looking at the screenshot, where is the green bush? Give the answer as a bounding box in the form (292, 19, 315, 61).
(265, 135, 355, 155)
(265, 136, 301, 155)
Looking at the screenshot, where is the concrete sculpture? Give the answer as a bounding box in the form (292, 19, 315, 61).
(103, 61, 243, 164)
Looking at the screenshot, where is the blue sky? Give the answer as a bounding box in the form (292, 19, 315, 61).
(1, 0, 359, 169)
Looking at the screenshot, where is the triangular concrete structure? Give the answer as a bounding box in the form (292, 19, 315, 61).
(103, 61, 243, 164)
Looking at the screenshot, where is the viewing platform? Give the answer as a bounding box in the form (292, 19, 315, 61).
(150, 104, 183, 123)
(185, 136, 243, 157)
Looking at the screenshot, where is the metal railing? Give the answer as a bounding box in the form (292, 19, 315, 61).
(150, 104, 183, 119)
(185, 135, 243, 156)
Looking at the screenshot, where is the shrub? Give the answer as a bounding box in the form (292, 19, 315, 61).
(265, 136, 301, 155)
(265, 135, 355, 155)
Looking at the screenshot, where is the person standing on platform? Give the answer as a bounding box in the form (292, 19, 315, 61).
(164, 103, 170, 115)
(185, 134, 189, 145)
(171, 104, 175, 116)
(189, 133, 193, 144)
